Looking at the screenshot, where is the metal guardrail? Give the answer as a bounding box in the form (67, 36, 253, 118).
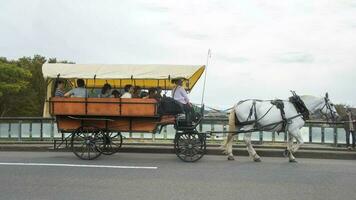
(0, 117, 348, 146)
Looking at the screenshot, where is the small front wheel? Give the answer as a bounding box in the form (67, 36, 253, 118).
(174, 131, 206, 162)
(98, 132, 123, 155)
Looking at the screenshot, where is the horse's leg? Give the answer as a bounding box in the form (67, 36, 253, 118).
(244, 131, 261, 162)
(226, 132, 235, 160)
(288, 129, 304, 162)
(222, 109, 237, 160)
(291, 129, 304, 152)
(287, 132, 297, 162)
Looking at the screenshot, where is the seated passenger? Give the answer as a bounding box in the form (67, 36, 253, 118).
(98, 83, 112, 98)
(143, 88, 156, 99)
(154, 87, 162, 100)
(54, 80, 65, 97)
(132, 86, 142, 98)
(64, 79, 87, 97)
(111, 90, 121, 98)
(121, 84, 133, 98)
(140, 90, 149, 98)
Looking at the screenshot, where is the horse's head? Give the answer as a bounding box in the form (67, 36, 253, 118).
(318, 92, 339, 121)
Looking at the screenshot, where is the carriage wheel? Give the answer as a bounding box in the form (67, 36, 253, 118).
(98, 132, 123, 155)
(174, 131, 206, 162)
(71, 127, 104, 160)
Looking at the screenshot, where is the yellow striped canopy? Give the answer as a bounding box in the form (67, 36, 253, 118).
(43, 63, 205, 90)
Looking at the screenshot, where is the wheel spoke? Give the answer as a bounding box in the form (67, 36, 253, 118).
(175, 132, 206, 162)
(72, 127, 102, 160)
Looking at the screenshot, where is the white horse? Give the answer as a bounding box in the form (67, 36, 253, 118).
(222, 93, 339, 162)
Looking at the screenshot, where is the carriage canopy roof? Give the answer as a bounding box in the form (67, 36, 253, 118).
(42, 63, 205, 90)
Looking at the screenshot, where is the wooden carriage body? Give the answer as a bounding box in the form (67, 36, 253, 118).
(50, 97, 176, 133)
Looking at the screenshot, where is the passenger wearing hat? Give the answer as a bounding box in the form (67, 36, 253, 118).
(172, 78, 193, 122)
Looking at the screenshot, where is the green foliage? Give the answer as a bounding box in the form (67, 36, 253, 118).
(0, 63, 31, 96)
(0, 55, 74, 117)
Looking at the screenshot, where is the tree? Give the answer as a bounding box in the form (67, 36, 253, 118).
(0, 55, 75, 117)
(0, 62, 31, 116)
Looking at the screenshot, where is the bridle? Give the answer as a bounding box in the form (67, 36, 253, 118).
(319, 93, 337, 121)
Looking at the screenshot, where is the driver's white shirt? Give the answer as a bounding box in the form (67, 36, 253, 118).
(172, 86, 189, 105)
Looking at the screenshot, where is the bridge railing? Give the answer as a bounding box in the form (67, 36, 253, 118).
(0, 117, 347, 146)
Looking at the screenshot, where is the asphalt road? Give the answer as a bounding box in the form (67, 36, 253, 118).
(0, 151, 355, 200)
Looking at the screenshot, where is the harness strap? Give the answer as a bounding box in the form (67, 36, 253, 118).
(271, 99, 287, 133)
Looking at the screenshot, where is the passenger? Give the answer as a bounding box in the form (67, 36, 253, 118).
(140, 90, 149, 98)
(154, 87, 162, 100)
(132, 86, 142, 98)
(64, 79, 87, 97)
(121, 84, 133, 98)
(54, 80, 65, 97)
(172, 78, 193, 122)
(142, 88, 155, 99)
(111, 90, 121, 98)
(98, 83, 112, 98)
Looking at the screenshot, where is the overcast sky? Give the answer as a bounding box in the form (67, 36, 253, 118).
(1, 0, 356, 108)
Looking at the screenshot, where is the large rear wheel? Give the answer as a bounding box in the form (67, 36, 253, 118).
(71, 127, 104, 160)
(174, 130, 206, 162)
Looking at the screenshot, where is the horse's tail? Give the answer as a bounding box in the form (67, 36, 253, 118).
(221, 106, 238, 152)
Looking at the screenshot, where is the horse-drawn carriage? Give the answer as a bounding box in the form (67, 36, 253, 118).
(42, 64, 206, 162)
(43, 63, 340, 163)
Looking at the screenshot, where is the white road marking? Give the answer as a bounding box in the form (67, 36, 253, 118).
(0, 162, 157, 169)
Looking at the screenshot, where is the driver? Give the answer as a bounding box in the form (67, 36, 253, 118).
(172, 78, 193, 123)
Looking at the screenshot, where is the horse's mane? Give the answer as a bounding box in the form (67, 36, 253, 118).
(299, 95, 319, 101)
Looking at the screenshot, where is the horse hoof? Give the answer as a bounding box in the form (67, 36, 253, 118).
(254, 158, 261, 162)
(289, 159, 298, 163)
(283, 149, 290, 157)
(227, 156, 235, 161)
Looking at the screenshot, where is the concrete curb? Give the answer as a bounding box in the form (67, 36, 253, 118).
(1, 143, 356, 160)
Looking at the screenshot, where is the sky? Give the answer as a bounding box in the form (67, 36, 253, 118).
(1, 0, 356, 109)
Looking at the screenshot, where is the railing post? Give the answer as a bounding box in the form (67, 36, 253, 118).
(51, 119, 54, 140)
(8, 122, 11, 139)
(18, 120, 22, 141)
(40, 119, 43, 141)
(333, 127, 338, 147)
(272, 132, 275, 143)
(210, 124, 215, 141)
(309, 125, 312, 143)
(163, 126, 167, 139)
(29, 122, 32, 139)
(321, 127, 325, 144)
(259, 131, 263, 144)
(152, 132, 155, 142)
